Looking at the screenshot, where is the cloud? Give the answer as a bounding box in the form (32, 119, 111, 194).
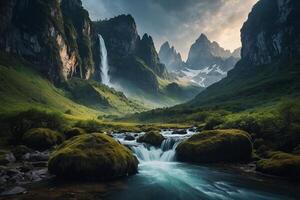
(83, 0, 258, 60)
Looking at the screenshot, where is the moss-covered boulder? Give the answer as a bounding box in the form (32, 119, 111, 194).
(176, 129, 252, 163)
(64, 127, 86, 139)
(137, 131, 165, 147)
(23, 128, 64, 151)
(48, 133, 138, 180)
(256, 152, 300, 180)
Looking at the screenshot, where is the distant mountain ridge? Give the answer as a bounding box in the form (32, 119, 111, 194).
(161, 34, 241, 87)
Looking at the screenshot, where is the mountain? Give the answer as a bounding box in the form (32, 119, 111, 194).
(173, 34, 240, 87)
(130, 0, 300, 122)
(232, 47, 241, 59)
(188, 0, 300, 110)
(93, 15, 168, 94)
(186, 34, 237, 70)
(0, 0, 146, 116)
(0, 0, 95, 83)
(158, 42, 184, 71)
(93, 15, 202, 106)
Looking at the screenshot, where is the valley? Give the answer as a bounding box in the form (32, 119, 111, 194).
(0, 0, 299, 199)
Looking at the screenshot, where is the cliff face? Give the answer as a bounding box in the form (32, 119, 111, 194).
(241, 0, 300, 66)
(93, 15, 168, 93)
(188, 0, 300, 109)
(136, 34, 168, 78)
(0, 0, 95, 83)
(159, 42, 184, 72)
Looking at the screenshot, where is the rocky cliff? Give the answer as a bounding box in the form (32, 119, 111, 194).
(93, 15, 168, 93)
(159, 42, 184, 72)
(188, 0, 300, 109)
(241, 0, 300, 66)
(0, 0, 95, 83)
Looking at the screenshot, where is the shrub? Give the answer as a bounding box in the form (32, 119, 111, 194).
(9, 109, 64, 142)
(256, 151, 300, 180)
(75, 120, 101, 133)
(23, 128, 64, 150)
(204, 114, 224, 130)
(64, 127, 86, 139)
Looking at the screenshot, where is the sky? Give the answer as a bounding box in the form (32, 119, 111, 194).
(82, 0, 258, 60)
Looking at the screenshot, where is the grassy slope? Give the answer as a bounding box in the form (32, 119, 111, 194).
(0, 54, 145, 119)
(125, 59, 300, 123)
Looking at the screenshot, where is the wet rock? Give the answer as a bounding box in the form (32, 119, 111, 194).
(0, 186, 26, 196)
(12, 145, 33, 160)
(137, 131, 165, 147)
(172, 129, 187, 135)
(23, 151, 50, 162)
(0, 150, 16, 165)
(124, 135, 135, 141)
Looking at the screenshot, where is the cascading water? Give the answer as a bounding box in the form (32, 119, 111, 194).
(108, 130, 299, 200)
(113, 130, 196, 163)
(98, 34, 110, 86)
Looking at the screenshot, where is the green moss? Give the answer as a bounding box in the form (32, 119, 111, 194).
(23, 128, 64, 150)
(176, 129, 253, 163)
(257, 151, 300, 180)
(137, 131, 165, 147)
(48, 133, 138, 180)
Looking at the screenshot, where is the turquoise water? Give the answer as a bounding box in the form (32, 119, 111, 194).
(4, 131, 299, 200)
(106, 161, 299, 200)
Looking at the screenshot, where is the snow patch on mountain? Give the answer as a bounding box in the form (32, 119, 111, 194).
(175, 65, 228, 87)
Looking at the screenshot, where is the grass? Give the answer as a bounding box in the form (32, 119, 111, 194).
(0, 53, 147, 119)
(0, 60, 101, 118)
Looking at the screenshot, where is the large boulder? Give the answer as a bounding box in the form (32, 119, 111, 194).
(48, 133, 138, 180)
(137, 131, 165, 147)
(256, 152, 300, 180)
(176, 129, 252, 163)
(23, 128, 64, 151)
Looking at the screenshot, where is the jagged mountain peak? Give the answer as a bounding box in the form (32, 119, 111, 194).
(196, 33, 210, 42)
(159, 41, 184, 71)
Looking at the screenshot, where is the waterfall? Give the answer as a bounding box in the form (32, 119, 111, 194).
(112, 130, 196, 163)
(98, 34, 110, 86)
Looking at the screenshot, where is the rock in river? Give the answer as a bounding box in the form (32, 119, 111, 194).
(176, 129, 252, 163)
(48, 133, 138, 180)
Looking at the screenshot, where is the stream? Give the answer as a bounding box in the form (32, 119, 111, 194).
(2, 130, 299, 200)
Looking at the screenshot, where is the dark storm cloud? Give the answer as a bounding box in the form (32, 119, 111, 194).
(82, 0, 258, 60)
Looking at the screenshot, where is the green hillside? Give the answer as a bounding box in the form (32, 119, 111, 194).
(0, 53, 145, 119)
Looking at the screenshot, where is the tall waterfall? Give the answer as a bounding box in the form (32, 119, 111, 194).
(98, 34, 110, 86)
